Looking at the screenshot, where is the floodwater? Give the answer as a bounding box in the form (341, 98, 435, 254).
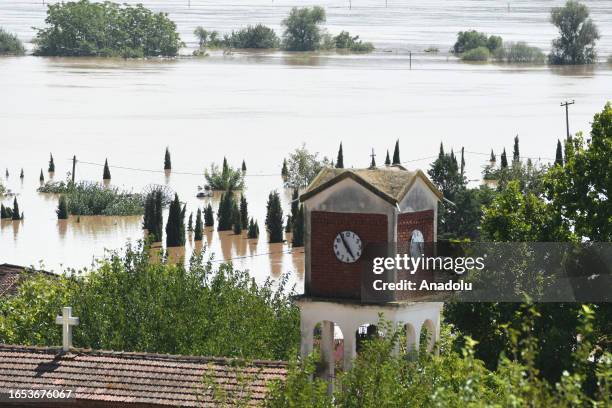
(0, 1, 611, 289)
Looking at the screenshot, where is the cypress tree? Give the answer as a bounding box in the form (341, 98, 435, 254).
(285, 215, 292, 232)
(40, 169, 44, 183)
(370, 152, 376, 168)
(194, 208, 203, 241)
(500, 148, 508, 168)
(20, 169, 24, 179)
(164, 147, 172, 170)
(242, 160, 247, 172)
(292, 204, 304, 247)
(166, 194, 185, 247)
(5, 169, 8, 178)
(490, 149, 496, 164)
(336, 142, 344, 168)
(281, 159, 289, 180)
(439, 142, 445, 158)
(217, 192, 234, 231)
(247, 218, 259, 239)
(143, 193, 152, 230)
(143, 191, 163, 241)
(232, 202, 242, 234)
(555, 139, 563, 166)
(57, 195, 68, 219)
(240, 194, 248, 228)
(204, 203, 214, 227)
(513, 135, 520, 162)
(266, 191, 284, 243)
(0, 204, 6, 219)
(12, 197, 20, 220)
(103, 159, 111, 180)
(188, 212, 193, 232)
(460, 147, 465, 176)
(392, 140, 400, 165)
(291, 189, 299, 220)
(48, 153, 55, 173)
(385, 150, 391, 166)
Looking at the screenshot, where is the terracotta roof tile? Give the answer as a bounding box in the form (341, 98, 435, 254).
(0, 264, 56, 296)
(0, 344, 287, 407)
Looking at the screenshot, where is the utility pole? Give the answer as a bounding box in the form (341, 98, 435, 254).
(72, 155, 77, 183)
(560, 100, 575, 139)
(409, 51, 412, 69)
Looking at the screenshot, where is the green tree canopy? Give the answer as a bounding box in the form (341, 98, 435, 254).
(0, 28, 25, 55)
(282, 6, 326, 51)
(549, 0, 600, 64)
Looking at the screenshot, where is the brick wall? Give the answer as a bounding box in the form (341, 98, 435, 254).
(309, 211, 388, 299)
(397, 209, 434, 243)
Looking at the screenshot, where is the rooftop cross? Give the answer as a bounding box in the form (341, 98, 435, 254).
(55, 306, 79, 352)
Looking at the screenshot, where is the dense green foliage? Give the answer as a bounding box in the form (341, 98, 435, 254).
(143, 191, 163, 242)
(460, 46, 491, 61)
(217, 191, 235, 231)
(165, 194, 185, 247)
(332, 31, 374, 52)
(164, 147, 171, 170)
(204, 203, 214, 227)
(38, 180, 143, 216)
(247, 218, 260, 239)
(56, 196, 68, 220)
(205, 158, 245, 191)
(266, 191, 284, 243)
(282, 7, 327, 51)
(0, 203, 12, 219)
(227, 24, 280, 49)
(33, 0, 183, 57)
(266, 307, 610, 407)
(283, 144, 330, 189)
(291, 204, 304, 247)
(240, 194, 249, 229)
(232, 202, 242, 234)
(48, 153, 55, 173)
(0, 28, 25, 55)
(453, 30, 502, 55)
(11, 197, 21, 220)
(194, 208, 203, 241)
(497, 41, 545, 63)
(0, 243, 300, 360)
(549, 1, 599, 65)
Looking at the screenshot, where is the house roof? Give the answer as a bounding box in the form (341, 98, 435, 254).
(0, 263, 56, 297)
(0, 344, 287, 407)
(300, 166, 443, 205)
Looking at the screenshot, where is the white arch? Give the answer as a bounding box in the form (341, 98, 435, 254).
(421, 319, 436, 352)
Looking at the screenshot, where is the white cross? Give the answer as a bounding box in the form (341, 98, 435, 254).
(55, 307, 79, 352)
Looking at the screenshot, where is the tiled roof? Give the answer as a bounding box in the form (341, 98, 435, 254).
(300, 166, 442, 205)
(0, 344, 287, 407)
(0, 264, 55, 296)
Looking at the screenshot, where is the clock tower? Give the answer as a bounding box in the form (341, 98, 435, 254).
(296, 165, 444, 378)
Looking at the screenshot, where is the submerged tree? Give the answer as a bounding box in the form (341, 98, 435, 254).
(164, 147, 171, 170)
(232, 202, 242, 234)
(48, 153, 55, 173)
(266, 191, 284, 243)
(549, 0, 600, 65)
(57, 195, 68, 220)
(165, 194, 185, 247)
(187, 212, 193, 232)
(336, 142, 344, 168)
(242, 160, 247, 172)
(392, 140, 401, 165)
(194, 208, 203, 241)
(247, 218, 260, 239)
(143, 191, 163, 242)
(205, 158, 244, 191)
(217, 192, 234, 231)
(39, 169, 44, 183)
(204, 203, 214, 227)
(281, 6, 326, 51)
(240, 194, 248, 228)
(103, 159, 111, 180)
(12, 197, 21, 220)
(292, 204, 304, 247)
(0, 28, 25, 55)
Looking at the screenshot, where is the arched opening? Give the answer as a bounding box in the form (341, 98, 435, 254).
(405, 323, 418, 358)
(356, 323, 382, 353)
(420, 319, 436, 352)
(312, 321, 343, 381)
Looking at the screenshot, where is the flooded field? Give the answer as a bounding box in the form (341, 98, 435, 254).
(0, 0, 611, 289)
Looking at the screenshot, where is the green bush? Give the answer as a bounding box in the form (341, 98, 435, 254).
(226, 24, 280, 49)
(33, 0, 183, 57)
(0, 28, 25, 55)
(461, 46, 490, 61)
(0, 242, 299, 360)
(497, 41, 545, 63)
(38, 180, 143, 216)
(453, 30, 502, 54)
(333, 31, 374, 53)
(204, 158, 245, 191)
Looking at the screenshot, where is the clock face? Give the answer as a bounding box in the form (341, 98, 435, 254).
(333, 231, 363, 263)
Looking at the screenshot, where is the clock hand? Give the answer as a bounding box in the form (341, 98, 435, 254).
(340, 234, 355, 260)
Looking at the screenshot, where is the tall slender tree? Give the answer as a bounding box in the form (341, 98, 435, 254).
(12, 197, 20, 220)
(292, 204, 304, 247)
(336, 142, 344, 168)
(242, 160, 247, 172)
(392, 140, 401, 165)
(20, 169, 24, 179)
(187, 212, 193, 232)
(143, 191, 163, 242)
(166, 194, 185, 247)
(513, 135, 520, 163)
(164, 147, 172, 170)
(281, 159, 289, 180)
(103, 159, 111, 180)
(57, 196, 68, 220)
(439, 142, 445, 158)
(217, 192, 234, 231)
(0, 204, 7, 219)
(247, 218, 259, 239)
(460, 147, 465, 176)
(555, 139, 564, 166)
(204, 203, 214, 227)
(48, 153, 55, 173)
(39, 169, 44, 183)
(385, 150, 391, 166)
(500, 148, 508, 168)
(194, 208, 203, 241)
(240, 194, 249, 228)
(266, 191, 284, 243)
(490, 149, 496, 164)
(232, 202, 242, 234)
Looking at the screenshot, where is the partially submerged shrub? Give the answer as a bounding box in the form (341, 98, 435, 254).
(497, 41, 545, 63)
(226, 24, 280, 49)
(204, 158, 245, 191)
(0, 28, 25, 55)
(454, 30, 502, 55)
(333, 31, 374, 53)
(461, 46, 490, 61)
